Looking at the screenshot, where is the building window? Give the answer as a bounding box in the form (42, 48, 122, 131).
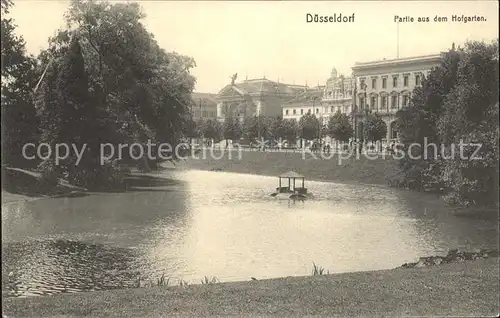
(372, 78, 376, 89)
(330, 106, 334, 112)
(403, 75, 409, 87)
(392, 77, 398, 88)
(360, 79, 365, 89)
(293, 109, 296, 115)
(300, 109, 303, 115)
(360, 97, 365, 110)
(316, 108, 319, 114)
(391, 95, 397, 109)
(307, 109, 311, 114)
(285, 110, 289, 115)
(381, 96, 387, 110)
(415, 75, 421, 86)
(382, 78, 387, 89)
(402, 95, 409, 107)
(370, 96, 376, 109)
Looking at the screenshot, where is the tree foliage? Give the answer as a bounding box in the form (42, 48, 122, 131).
(243, 115, 271, 141)
(38, 0, 196, 148)
(363, 111, 387, 142)
(327, 111, 353, 142)
(223, 113, 242, 142)
(1, 0, 39, 167)
(298, 113, 320, 140)
(394, 40, 499, 206)
(270, 117, 298, 144)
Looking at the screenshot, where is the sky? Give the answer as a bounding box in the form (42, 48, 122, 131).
(8, 0, 499, 94)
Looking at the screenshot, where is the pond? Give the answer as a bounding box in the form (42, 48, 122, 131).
(2, 169, 498, 297)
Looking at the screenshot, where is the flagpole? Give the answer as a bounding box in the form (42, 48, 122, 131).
(397, 21, 400, 58)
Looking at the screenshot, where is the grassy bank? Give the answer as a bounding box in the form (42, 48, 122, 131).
(175, 150, 401, 186)
(1, 167, 87, 205)
(3, 258, 498, 317)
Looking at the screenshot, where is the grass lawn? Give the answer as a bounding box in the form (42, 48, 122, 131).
(176, 149, 401, 186)
(3, 257, 498, 317)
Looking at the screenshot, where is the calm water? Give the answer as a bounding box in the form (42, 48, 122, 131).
(2, 170, 498, 298)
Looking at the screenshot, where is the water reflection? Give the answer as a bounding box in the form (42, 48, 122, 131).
(2, 170, 498, 298)
(2, 240, 140, 297)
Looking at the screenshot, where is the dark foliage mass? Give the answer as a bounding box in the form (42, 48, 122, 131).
(2, 0, 196, 189)
(395, 40, 499, 206)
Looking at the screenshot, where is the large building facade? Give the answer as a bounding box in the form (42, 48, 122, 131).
(216, 78, 306, 123)
(352, 54, 442, 141)
(321, 68, 355, 120)
(282, 67, 354, 125)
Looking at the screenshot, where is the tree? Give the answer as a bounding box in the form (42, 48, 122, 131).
(36, 37, 107, 188)
(327, 111, 353, 142)
(1, 0, 39, 167)
(243, 115, 270, 141)
(298, 113, 320, 141)
(363, 111, 387, 142)
(223, 114, 242, 145)
(436, 40, 499, 205)
(270, 117, 298, 145)
(182, 117, 200, 140)
(39, 0, 196, 159)
(393, 40, 499, 206)
(200, 119, 222, 143)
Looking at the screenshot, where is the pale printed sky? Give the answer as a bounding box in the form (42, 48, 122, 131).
(8, 0, 499, 93)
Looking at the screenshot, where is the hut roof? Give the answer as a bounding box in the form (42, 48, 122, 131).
(279, 171, 305, 178)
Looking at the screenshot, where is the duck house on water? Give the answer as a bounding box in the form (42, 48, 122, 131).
(271, 171, 311, 200)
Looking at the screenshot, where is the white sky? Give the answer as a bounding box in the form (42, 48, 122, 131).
(8, 0, 499, 93)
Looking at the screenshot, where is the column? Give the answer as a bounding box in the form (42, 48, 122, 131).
(216, 102, 223, 119)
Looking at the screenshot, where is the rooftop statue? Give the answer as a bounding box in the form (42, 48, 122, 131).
(230, 73, 238, 85)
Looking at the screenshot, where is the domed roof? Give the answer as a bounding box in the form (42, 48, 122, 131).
(330, 67, 338, 78)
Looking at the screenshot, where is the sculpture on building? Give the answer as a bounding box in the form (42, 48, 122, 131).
(230, 73, 238, 85)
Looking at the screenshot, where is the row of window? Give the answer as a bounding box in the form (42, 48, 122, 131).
(325, 90, 352, 98)
(285, 108, 318, 116)
(284, 105, 350, 116)
(360, 74, 421, 90)
(358, 94, 410, 110)
(196, 111, 217, 118)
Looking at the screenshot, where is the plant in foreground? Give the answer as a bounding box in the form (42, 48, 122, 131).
(157, 274, 170, 287)
(312, 262, 330, 276)
(201, 276, 220, 285)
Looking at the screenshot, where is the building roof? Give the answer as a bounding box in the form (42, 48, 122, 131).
(283, 89, 323, 106)
(191, 92, 218, 108)
(352, 53, 443, 70)
(218, 78, 307, 96)
(279, 171, 305, 178)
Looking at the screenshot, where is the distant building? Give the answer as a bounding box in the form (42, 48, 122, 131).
(216, 78, 307, 123)
(282, 67, 353, 126)
(352, 53, 443, 141)
(191, 92, 218, 121)
(321, 67, 355, 118)
(282, 87, 324, 123)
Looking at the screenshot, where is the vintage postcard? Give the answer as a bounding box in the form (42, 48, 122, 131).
(2, 0, 499, 316)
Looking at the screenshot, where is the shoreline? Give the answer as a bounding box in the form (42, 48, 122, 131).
(3, 257, 499, 316)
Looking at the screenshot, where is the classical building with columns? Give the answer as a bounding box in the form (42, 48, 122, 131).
(216, 78, 307, 123)
(351, 53, 443, 141)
